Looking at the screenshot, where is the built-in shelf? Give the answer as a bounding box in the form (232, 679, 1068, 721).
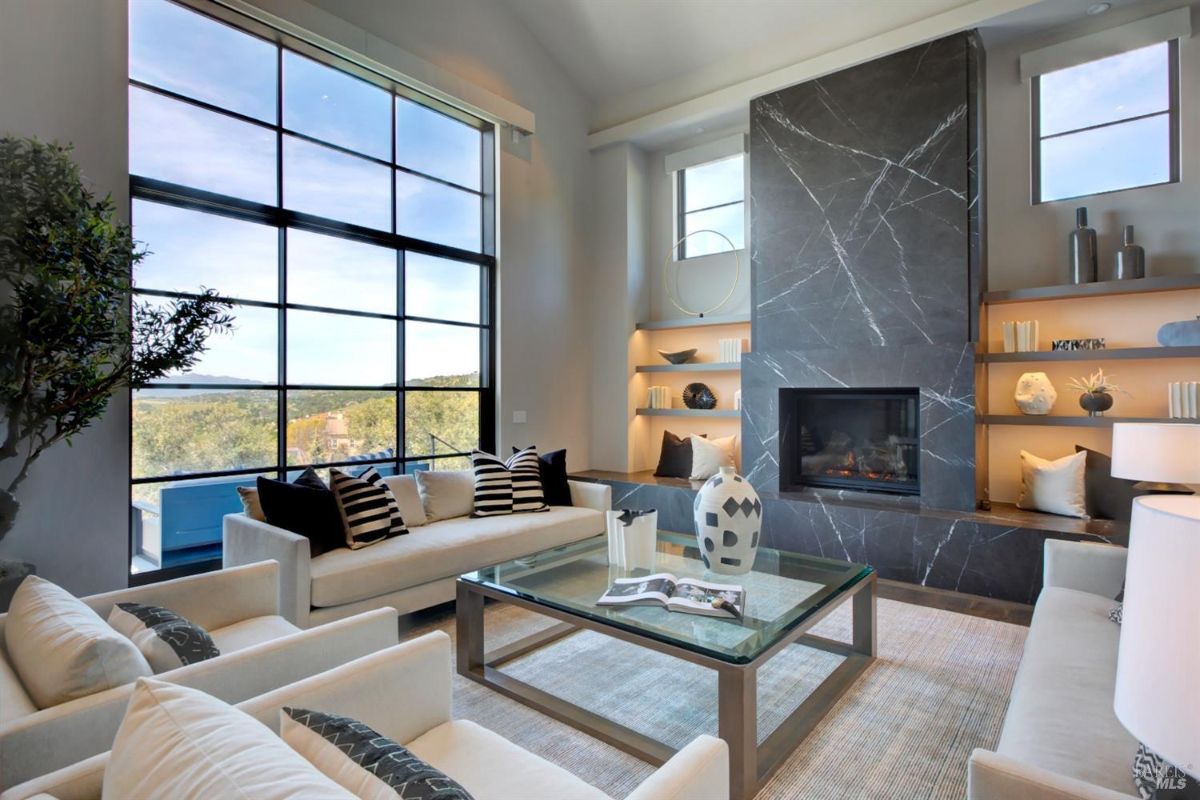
(978, 346, 1200, 363)
(983, 274, 1200, 305)
(634, 314, 751, 331)
(977, 415, 1196, 427)
(635, 408, 741, 418)
(635, 362, 743, 373)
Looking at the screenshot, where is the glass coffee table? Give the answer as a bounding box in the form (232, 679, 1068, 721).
(457, 531, 876, 800)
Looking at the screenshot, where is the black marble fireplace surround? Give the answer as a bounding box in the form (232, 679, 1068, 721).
(578, 33, 1125, 605)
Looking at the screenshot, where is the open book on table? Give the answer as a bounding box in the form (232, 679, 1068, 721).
(597, 573, 746, 619)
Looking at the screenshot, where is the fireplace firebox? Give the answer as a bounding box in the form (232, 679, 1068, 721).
(779, 388, 920, 496)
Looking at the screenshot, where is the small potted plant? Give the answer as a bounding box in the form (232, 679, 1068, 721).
(1066, 369, 1125, 417)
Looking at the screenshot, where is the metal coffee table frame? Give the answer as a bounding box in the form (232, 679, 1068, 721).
(456, 571, 876, 800)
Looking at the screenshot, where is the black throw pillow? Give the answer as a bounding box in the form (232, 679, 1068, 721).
(256, 468, 344, 557)
(654, 430, 702, 479)
(1075, 445, 1147, 522)
(513, 447, 572, 506)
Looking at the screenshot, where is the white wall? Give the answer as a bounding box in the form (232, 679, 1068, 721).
(0, 0, 131, 594)
(0, 0, 596, 593)
(986, 1, 1200, 290)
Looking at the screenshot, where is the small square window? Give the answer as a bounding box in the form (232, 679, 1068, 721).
(677, 155, 745, 259)
(1033, 41, 1178, 203)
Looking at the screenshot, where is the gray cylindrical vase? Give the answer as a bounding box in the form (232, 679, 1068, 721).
(1068, 207, 1098, 285)
(1114, 225, 1145, 280)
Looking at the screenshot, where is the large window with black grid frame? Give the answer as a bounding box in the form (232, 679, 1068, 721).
(128, 0, 496, 578)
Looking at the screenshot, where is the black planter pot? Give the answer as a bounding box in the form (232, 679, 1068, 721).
(1079, 391, 1114, 417)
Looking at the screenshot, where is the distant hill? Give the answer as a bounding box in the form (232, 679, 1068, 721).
(137, 375, 262, 397)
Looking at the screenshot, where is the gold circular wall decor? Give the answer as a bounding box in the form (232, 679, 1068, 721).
(663, 228, 742, 318)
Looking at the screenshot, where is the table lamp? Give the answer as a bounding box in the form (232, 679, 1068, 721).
(1110, 423, 1200, 793)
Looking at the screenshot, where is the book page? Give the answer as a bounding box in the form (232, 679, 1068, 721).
(667, 580, 745, 616)
(597, 574, 677, 605)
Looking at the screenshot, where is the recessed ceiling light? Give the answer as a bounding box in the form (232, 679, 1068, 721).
(1086, 2, 1111, 15)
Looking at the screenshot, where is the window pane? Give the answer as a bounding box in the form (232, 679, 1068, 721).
(283, 51, 390, 160)
(287, 310, 396, 386)
(405, 322, 479, 387)
(284, 136, 391, 231)
(396, 97, 481, 189)
(132, 389, 276, 477)
(405, 254, 480, 323)
(288, 230, 395, 314)
(139, 300, 277, 385)
(130, 0, 276, 123)
(133, 200, 277, 301)
(683, 202, 745, 257)
(286, 390, 396, 465)
(395, 172, 481, 252)
(684, 156, 744, 211)
(1040, 43, 1169, 136)
(405, 391, 478, 456)
(1040, 115, 1170, 202)
(131, 87, 276, 204)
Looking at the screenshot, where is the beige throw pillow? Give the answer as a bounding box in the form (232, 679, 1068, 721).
(5, 576, 152, 709)
(103, 678, 355, 800)
(236, 486, 266, 521)
(380, 474, 428, 527)
(1016, 450, 1089, 519)
(689, 434, 737, 480)
(414, 469, 475, 521)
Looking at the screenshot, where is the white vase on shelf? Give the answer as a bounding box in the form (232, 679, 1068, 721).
(1014, 372, 1057, 415)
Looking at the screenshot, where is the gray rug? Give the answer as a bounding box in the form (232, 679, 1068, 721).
(409, 597, 1025, 799)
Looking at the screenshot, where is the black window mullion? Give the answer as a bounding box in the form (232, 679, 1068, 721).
(129, 0, 497, 578)
(677, 169, 687, 259)
(275, 44, 287, 481)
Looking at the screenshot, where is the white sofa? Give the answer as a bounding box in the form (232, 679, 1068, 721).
(2, 631, 730, 800)
(224, 474, 610, 627)
(968, 539, 1138, 800)
(0, 561, 400, 790)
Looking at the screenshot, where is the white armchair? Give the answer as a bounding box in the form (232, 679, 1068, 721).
(0, 562, 400, 790)
(3, 632, 729, 800)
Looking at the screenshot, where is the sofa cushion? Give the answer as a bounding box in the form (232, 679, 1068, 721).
(5, 576, 152, 709)
(381, 474, 427, 527)
(406, 719, 608, 800)
(104, 678, 355, 800)
(0, 653, 37, 723)
(997, 586, 1139, 795)
(309, 507, 603, 608)
(208, 615, 300, 654)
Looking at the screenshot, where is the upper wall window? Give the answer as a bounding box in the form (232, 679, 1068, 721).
(677, 154, 745, 258)
(1033, 40, 1179, 203)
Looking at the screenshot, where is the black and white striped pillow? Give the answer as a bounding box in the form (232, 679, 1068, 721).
(470, 447, 549, 517)
(329, 466, 407, 549)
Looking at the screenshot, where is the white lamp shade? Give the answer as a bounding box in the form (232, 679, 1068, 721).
(1114, 495, 1200, 777)
(1110, 423, 1200, 484)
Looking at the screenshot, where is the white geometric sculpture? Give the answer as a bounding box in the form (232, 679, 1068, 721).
(1014, 372, 1057, 415)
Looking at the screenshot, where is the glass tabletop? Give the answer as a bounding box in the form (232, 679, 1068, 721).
(461, 531, 873, 664)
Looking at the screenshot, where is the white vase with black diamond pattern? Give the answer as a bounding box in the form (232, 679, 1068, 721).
(693, 466, 762, 575)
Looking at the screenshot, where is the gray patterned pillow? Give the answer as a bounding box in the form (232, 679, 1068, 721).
(1109, 604, 1122, 625)
(1133, 743, 1194, 799)
(281, 707, 473, 799)
(108, 603, 219, 673)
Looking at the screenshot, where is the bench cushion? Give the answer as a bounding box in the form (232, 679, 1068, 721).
(406, 719, 609, 800)
(0, 653, 36, 723)
(997, 586, 1138, 795)
(309, 508, 603, 608)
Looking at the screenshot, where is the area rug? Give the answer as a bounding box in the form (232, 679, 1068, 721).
(408, 597, 1026, 799)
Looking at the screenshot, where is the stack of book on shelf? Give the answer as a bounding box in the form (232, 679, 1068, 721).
(718, 337, 744, 363)
(647, 386, 671, 409)
(1168, 381, 1199, 419)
